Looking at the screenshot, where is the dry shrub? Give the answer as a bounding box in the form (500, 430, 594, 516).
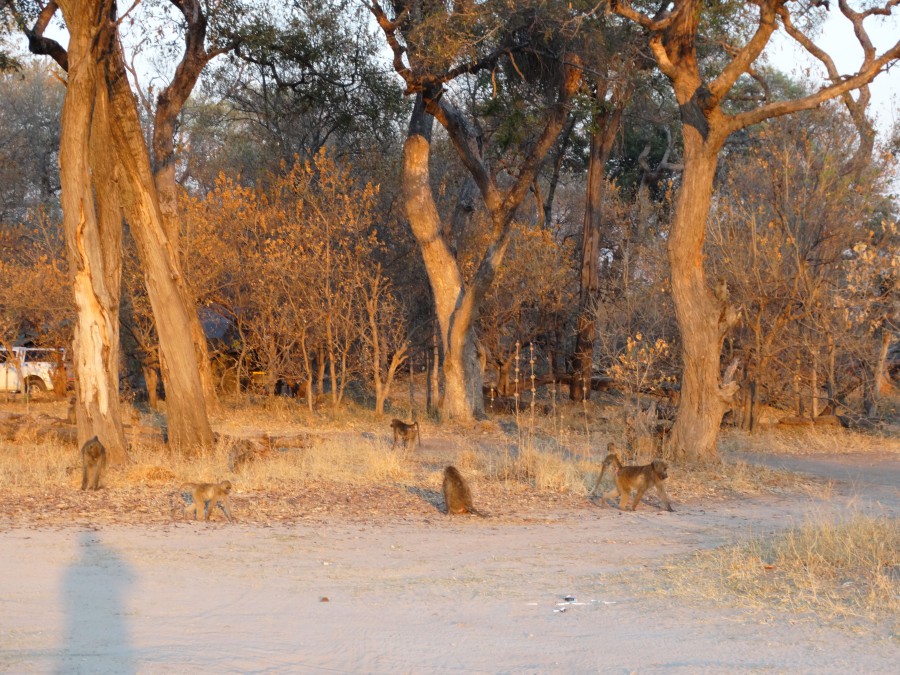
(653, 511, 900, 626)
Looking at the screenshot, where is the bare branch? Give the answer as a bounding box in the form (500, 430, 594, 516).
(10, 0, 69, 71)
(728, 39, 900, 133)
(368, 1, 413, 88)
(708, 1, 781, 105)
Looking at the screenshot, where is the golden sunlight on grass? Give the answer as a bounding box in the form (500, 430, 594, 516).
(653, 511, 900, 626)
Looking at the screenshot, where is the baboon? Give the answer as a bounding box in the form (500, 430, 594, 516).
(66, 396, 76, 424)
(590, 447, 674, 512)
(442, 465, 485, 517)
(391, 419, 421, 449)
(587, 441, 621, 498)
(80, 436, 107, 491)
(171, 480, 234, 523)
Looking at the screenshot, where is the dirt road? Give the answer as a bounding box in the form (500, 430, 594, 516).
(1, 452, 897, 673)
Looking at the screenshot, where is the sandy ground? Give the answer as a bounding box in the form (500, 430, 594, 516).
(1, 451, 898, 674)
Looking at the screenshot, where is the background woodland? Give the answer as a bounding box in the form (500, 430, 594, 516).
(0, 0, 898, 462)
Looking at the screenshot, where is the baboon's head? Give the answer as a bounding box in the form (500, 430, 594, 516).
(219, 480, 233, 494)
(652, 459, 668, 480)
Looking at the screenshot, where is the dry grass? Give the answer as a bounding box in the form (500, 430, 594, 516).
(0, 394, 884, 524)
(651, 511, 900, 628)
(719, 426, 900, 456)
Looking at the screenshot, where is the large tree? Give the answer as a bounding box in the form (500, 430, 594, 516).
(372, 1, 581, 420)
(53, 0, 128, 459)
(15, 0, 215, 449)
(147, 0, 246, 410)
(613, 0, 900, 461)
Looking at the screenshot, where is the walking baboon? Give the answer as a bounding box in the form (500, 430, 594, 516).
(391, 419, 421, 448)
(171, 480, 234, 522)
(80, 436, 107, 491)
(590, 448, 674, 512)
(442, 465, 485, 517)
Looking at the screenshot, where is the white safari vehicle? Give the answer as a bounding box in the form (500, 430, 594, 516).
(0, 346, 67, 394)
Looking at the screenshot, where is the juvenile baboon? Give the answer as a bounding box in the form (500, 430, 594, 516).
(588, 441, 621, 498)
(590, 447, 674, 512)
(442, 465, 485, 517)
(80, 436, 107, 491)
(391, 418, 421, 449)
(171, 480, 234, 523)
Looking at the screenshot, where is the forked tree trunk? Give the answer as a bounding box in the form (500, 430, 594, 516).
(403, 98, 484, 420)
(56, 0, 127, 461)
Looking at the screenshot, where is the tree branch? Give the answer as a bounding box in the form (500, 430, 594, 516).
(727, 37, 900, 132)
(708, 1, 781, 105)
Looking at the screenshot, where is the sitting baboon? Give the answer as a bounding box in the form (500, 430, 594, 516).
(171, 480, 234, 523)
(590, 446, 674, 512)
(391, 418, 421, 449)
(442, 465, 485, 517)
(66, 396, 76, 424)
(80, 436, 107, 491)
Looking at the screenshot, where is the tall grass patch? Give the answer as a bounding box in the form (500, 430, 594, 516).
(655, 512, 900, 625)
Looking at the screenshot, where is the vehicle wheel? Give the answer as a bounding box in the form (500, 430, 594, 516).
(26, 377, 47, 393)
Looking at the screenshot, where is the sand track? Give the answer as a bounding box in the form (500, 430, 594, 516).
(1, 451, 898, 673)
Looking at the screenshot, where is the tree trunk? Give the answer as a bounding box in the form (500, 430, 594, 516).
(810, 349, 819, 418)
(667, 138, 738, 462)
(571, 81, 626, 402)
(402, 96, 483, 420)
(149, 3, 223, 410)
(793, 356, 803, 417)
(100, 31, 214, 450)
(874, 327, 893, 397)
(826, 333, 837, 407)
(427, 326, 440, 417)
(143, 364, 160, 410)
(154, 162, 218, 410)
(56, 0, 127, 462)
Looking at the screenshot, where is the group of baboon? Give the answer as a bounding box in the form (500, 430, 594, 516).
(78, 420, 674, 523)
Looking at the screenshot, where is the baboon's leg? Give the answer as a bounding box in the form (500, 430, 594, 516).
(617, 478, 635, 510)
(630, 483, 650, 510)
(203, 499, 213, 520)
(655, 484, 675, 512)
(601, 486, 619, 504)
(218, 500, 234, 523)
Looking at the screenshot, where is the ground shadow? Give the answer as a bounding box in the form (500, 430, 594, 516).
(57, 531, 136, 674)
(405, 485, 445, 514)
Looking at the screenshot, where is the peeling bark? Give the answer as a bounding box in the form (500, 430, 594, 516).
(56, 0, 127, 462)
